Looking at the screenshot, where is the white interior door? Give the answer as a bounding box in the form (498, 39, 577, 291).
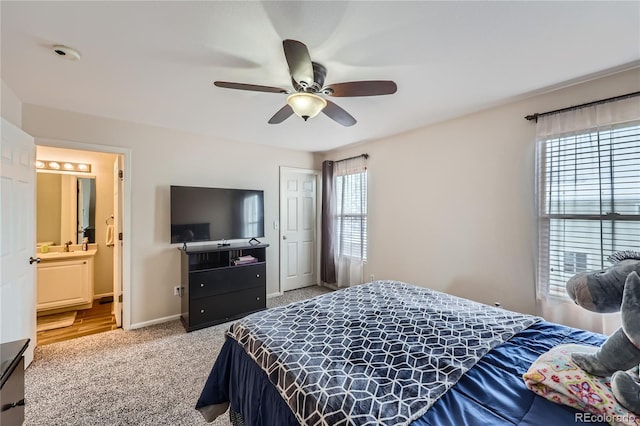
(0, 118, 36, 366)
(112, 156, 123, 327)
(280, 168, 318, 292)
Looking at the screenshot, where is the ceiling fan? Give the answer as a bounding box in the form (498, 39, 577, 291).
(214, 39, 397, 127)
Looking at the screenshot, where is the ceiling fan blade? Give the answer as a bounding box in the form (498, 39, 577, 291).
(268, 104, 294, 124)
(322, 100, 356, 127)
(282, 39, 314, 88)
(324, 80, 397, 97)
(214, 81, 288, 94)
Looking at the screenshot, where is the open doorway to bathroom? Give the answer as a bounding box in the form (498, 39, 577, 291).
(35, 145, 124, 345)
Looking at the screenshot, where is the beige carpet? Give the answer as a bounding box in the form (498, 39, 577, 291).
(36, 311, 77, 332)
(25, 285, 333, 426)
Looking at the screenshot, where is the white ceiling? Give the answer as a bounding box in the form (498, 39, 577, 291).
(2, 1, 639, 152)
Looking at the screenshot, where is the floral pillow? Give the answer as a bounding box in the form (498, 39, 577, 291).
(523, 344, 639, 426)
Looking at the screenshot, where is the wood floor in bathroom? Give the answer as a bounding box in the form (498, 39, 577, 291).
(37, 301, 118, 346)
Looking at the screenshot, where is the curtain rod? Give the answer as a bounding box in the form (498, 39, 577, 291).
(334, 153, 369, 163)
(524, 91, 640, 122)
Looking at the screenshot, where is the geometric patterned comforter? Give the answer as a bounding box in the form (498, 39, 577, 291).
(227, 281, 541, 426)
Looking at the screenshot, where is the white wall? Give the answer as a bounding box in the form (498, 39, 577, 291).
(22, 106, 316, 327)
(319, 68, 640, 316)
(1, 78, 22, 127)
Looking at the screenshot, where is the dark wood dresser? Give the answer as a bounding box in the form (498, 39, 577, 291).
(1, 338, 29, 425)
(179, 243, 268, 331)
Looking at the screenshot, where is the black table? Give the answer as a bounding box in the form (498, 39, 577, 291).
(1, 338, 29, 425)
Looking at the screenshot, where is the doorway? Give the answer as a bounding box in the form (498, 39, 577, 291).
(279, 167, 320, 292)
(35, 144, 127, 345)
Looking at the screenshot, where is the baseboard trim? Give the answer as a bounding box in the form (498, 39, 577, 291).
(320, 282, 339, 291)
(130, 314, 181, 330)
(93, 292, 114, 300)
(267, 292, 283, 299)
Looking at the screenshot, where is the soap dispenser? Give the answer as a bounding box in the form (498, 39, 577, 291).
(82, 237, 89, 251)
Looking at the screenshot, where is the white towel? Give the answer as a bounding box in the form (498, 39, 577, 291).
(106, 224, 115, 247)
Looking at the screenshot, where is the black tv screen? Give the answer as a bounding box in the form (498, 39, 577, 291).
(170, 186, 265, 244)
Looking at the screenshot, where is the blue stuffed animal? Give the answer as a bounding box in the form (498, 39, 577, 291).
(566, 251, 640, 415)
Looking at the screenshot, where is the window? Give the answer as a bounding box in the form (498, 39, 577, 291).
(563, 251, 588, 274)
(321, 156, 368, 287)
(335, 170, 368, 260)
(538, 123, 640, 299)
(242, 194, 261, 238)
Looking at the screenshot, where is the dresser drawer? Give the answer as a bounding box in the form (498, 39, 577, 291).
(189, 286, 265, 327)
(189, 263, 265, 299)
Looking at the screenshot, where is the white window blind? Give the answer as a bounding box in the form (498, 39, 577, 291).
(335, 170, 368, 260)
(538, 122, 640, 299)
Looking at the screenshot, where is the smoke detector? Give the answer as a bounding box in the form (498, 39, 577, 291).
(52, 45, 81, 61)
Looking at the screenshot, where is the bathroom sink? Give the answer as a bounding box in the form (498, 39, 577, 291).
(39, 249, 97, 261)
(42, 251, 84, 256)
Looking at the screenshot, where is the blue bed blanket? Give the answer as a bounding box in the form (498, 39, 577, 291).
(197, 320, 607, 425)
(197, 281, 586, 425)
(416, 321, 607, 425)
(226, 281, 539, 425)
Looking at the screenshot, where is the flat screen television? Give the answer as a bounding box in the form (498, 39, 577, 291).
(170, 185, 265, 244)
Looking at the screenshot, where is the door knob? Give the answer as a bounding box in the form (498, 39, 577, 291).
(282, 235, 287, 240)
(29, 256, 41, 264)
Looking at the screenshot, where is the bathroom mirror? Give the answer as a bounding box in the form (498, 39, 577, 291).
(36, 172, 96, 245)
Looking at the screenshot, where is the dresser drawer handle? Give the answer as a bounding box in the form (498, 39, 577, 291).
(256, 274, 260, 278)
(200, 283, 204, 287)
(200, 309, 205, 314)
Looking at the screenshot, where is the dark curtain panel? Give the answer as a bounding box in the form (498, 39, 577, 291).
(320, 160, 336, 283)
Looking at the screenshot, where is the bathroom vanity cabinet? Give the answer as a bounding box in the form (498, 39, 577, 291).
(37, 250, 96, 313)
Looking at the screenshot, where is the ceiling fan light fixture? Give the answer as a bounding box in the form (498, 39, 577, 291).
(286, 93, 327, 121)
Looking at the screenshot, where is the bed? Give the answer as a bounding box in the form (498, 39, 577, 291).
(196, 280, 610, 425)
